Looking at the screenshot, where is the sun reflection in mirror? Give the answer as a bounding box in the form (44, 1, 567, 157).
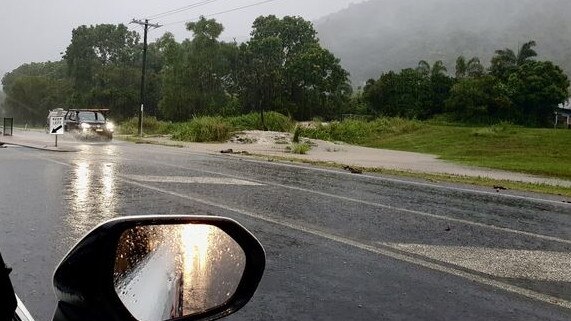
(180, 225, 213, 314)
(114, 224, 247, 321)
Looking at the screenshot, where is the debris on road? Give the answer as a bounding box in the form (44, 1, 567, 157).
(494, 185, 508, 192)
(343, 165, 363, 174)
(220, 148, 252, 156)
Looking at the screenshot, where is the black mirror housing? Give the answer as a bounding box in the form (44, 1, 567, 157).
(52, 216, 266, 321)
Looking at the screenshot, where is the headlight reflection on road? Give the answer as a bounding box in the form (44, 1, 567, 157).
(67, 161, 117, 238)
(67, 161, 91, 238)
(100, 163, 116, 218)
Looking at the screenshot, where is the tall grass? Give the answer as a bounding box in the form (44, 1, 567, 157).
(472, 122, 518, 137)
(121, 112, 293, 142)
(171, 116, 234, 142)
(288, 143, 312, 154)
(301, 117, 423, 144)
(119, 116, 172, 135)
(228, 112, 294, 132)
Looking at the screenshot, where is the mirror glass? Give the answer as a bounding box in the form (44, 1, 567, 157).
(113, 224, 246, 321)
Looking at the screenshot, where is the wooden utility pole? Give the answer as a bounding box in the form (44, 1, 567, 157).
(131, 19, 161, 137)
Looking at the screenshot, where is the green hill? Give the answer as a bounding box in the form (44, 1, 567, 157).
(315, 0, 571, 85)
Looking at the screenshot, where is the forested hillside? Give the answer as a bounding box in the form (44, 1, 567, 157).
(315, 0, 571, 84)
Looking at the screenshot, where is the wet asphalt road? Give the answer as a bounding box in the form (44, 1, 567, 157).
(0, 139, 570, 321)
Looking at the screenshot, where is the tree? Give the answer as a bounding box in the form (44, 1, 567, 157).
(159, 18, 236, 121)
(430, 60, 447, 78)
(428, 61, 454, 116)
(242, 15, 350, 120)
(240, 36, 285, 121)
(185, 17, 231, 115)
(63, 24, 142, 119)
(490, 40, 537, 80)
(465, 57, 485, 78)
(445, 76, 513, 122)
(364, 60, 453, 119)
(1, 61, 71, 124)
(455, 56, 484, 79)
(64, 24, 139, 91)
(364, 68, 430, 118)
(415, 60, 453, 116)
(455, 56, 467, 79)
(506, 60, 569, 126)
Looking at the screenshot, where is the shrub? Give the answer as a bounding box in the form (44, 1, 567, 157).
(229, 112, 294, 132)
(301, 117, 423, 144)
(287, 143, 312, 154)
(300, 120, 373, 143)
(472, 121, 518, 137)
(370, 117, 423, 135)
(171, 116, 233, 142)
(119, 116, 172, 135)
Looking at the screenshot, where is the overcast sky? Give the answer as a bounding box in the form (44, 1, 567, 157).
(0, 0, 364, 77)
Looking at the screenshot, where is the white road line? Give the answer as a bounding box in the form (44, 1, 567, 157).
(37, 154, 571, 245)
(118, 156, 571, 246)
(28, 154, 571, 309)
(382, 243, 571, 282)
(125, 175, 263, 186)
(120, 144, 571, 206)
(111, 178, 571, 310)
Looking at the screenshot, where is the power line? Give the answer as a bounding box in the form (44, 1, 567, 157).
(162, 0, 281, 27)
(146, 0, 227, 20)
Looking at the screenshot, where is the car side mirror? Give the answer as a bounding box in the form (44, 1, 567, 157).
(52, 216, 265, 321)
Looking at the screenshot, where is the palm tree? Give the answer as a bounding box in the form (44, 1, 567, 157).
(516, 40, 538, 66)
(417, 60, 447, 78)
(466, 57, 484, 78)
(431, 60, 447, 78)
(416, 60, 431, 76)
(490, 40, 537, 79)
(455, 56, 467, 79)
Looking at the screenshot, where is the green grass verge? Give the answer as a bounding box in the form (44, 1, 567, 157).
(302, 119, 571, 180)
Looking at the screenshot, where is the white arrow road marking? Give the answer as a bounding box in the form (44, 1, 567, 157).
(125, 175, 263, 186)
(383, 243, 571, 282)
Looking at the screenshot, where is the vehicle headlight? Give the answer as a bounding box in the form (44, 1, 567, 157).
(81, 123, 91, 129)
(106, 122, 115, 131)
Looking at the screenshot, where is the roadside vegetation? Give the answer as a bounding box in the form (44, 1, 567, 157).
(302, 118, 571, 179)
(287, 143, 312, 154)
(118, 116, 173, 136)
(119, 112, 294, 142)
(2, 14, 570, 185)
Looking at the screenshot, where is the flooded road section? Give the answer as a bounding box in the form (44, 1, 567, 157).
(1, 140, 570, 321)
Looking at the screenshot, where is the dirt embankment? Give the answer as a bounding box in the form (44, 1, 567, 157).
(143, 130, 571, 188)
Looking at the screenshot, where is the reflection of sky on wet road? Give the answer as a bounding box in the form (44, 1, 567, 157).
(64, 145, 119, 239)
